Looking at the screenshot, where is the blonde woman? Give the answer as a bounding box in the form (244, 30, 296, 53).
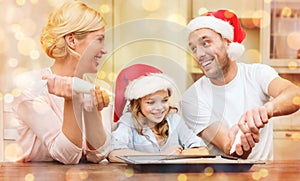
(108, 73, 209, 163)
(12, 1, 111, 164)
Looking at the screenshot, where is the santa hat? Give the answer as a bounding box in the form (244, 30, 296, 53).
(114, 64, 162, 122)
(125, 73, 174, 101)
(186, 9, 246, 61)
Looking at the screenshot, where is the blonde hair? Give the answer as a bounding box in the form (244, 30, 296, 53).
(40, 1, 106, 59)
(129, 89, 178, 139)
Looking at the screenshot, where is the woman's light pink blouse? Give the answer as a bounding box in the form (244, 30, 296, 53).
(12, 68, 111, 164)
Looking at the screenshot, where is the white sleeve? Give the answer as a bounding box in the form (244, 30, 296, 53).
(110, 114, 134, 151)
(254, 64, 279, 95)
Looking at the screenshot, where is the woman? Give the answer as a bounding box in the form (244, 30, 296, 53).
(108, 73, 209, 163)
(12, 1, 111, 164)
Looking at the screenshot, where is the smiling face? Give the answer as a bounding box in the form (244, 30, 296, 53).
(140, 90, 170, 128)
(188, 28, 231, 81)
(74, 28, 107, 73)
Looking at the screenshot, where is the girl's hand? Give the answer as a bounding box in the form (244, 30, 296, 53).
(161, 145, 183, 155)
(181, 147, 209, 155)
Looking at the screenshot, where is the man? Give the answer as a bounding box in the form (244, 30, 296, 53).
(182, 9, 300, 160)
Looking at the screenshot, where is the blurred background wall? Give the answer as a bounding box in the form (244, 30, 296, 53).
(1, 0, 300, 161)
(0, 0, 265, 102)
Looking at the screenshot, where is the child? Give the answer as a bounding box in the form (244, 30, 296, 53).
(108, 73, 208, 163)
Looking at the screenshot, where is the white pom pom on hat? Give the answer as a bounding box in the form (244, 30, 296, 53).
(186, 9, 246, 61)
(124, 73, 175, 100)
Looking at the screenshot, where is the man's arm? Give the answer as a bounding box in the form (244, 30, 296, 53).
(199, 121, 258, 158)
(199, 122, 229, 153)
(239, 77, 300, 134)
(267, 77, 300, 117)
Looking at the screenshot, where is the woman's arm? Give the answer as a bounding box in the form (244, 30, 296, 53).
(62, 97, 83, 148)
(82, 87, 112, 163)
(43, 75, 113, 163)
(16, 97, 83, 164)
(45, 75, 84, 148)
(83, 87, 110, 150)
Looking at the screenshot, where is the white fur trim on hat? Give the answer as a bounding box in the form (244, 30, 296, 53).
(227, 42, 245, 61)
(186, 16, 234, 41)
(186, 16, 245, 60)
(125, 73, 174, 100)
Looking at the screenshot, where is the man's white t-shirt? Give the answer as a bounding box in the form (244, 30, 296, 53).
(182, 63, 279, 160)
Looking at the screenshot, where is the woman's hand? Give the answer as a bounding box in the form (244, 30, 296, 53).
(84, 86, 110, 112)
(42, 75, 73, 100)
(93, 86, 110, 111)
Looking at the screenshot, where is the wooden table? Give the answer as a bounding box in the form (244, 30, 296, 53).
(1, 160, 300, 181)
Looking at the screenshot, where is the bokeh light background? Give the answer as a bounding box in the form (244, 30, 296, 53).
(0, 0, 300, 162)
(0, 0, 269, 99)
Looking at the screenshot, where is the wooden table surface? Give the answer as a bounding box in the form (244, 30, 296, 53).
(1, 160, 300, 181)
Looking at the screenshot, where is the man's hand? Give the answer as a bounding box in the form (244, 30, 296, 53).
(238, 105, 271, 134)
(225, 125, 260, 159)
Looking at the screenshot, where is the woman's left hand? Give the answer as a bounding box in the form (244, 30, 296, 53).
(84, 86, 110, 111)
(94, 86, 110, 111)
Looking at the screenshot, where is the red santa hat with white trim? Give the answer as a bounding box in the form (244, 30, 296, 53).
(186, 9, 246, 61)
(124, 73, 175, 101)
(114, 64, 162, 122)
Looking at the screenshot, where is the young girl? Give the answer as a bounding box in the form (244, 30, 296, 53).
(108, 73, 209, 163)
